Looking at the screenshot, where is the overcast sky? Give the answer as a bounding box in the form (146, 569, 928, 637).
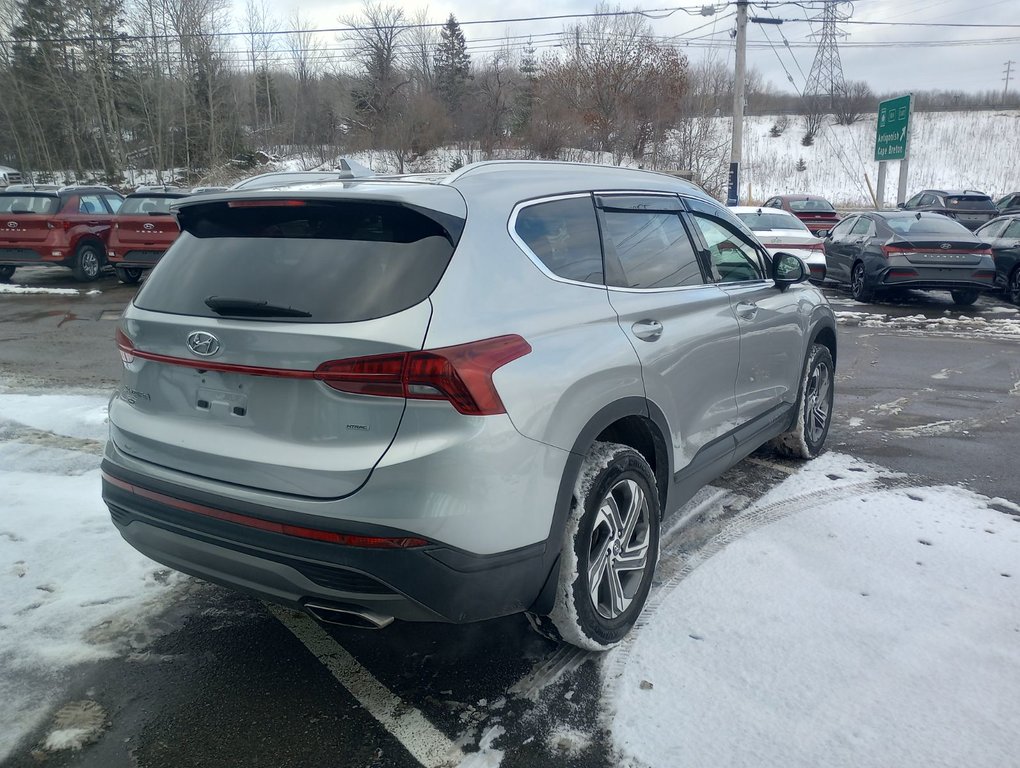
(234, 0, 1019, 95)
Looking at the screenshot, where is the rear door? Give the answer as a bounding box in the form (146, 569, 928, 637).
(595, 193, 741, 472)
(63, 192, 116, 243)
(685, 200, 805, 427)
(111, 193, 466, 498)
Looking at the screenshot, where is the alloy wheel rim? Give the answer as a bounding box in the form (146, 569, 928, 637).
(805, 360, 832, 444)
(586, 478, 651, 620)
(852, 266, 864, 296)
(83, 250, 99, 277)
(1010, 271, 1020, 304)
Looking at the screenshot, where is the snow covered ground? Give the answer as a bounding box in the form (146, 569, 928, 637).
(606, 453, 1020, 767)
(0, 393, 184, 759)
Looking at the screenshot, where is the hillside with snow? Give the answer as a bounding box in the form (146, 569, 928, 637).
(738, 110, 1020, 207)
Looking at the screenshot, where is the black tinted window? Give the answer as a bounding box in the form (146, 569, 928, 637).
(884, 215, 972, 236)
(134, 200, 459, 323)
(120, 196, 183, 215)
(947, 195, 995, 210)
(788, 199, 835, 213)
(0, 194, 58, 214)
(602, 208, 703, 289)
(515, 197, 603, 284)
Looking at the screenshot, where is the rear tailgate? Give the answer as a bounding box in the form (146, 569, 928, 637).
(946, 196, 997, 229)
(0, 193, 59, 250)
(111, 188, 467, 498)
(113, 215, 180, 249)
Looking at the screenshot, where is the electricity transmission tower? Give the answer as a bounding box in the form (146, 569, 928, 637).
(803, 1, 852, 111)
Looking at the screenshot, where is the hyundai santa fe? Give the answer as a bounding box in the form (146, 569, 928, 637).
(102, 161, 837, 650)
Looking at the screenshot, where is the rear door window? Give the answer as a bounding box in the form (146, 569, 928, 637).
(513, 196, 603, 284)
(850, 218, 873, 237)
(78, 194, 105, 215)
(134, 199, 461, 323)
(103, 194, 124, 213)
(1003, 220, 1020, 239)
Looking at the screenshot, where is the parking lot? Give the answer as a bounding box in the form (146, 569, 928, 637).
(2, 266, 1019, 767)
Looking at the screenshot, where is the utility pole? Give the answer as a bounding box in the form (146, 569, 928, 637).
(728, 0, 748, 206)
(1004, 60, 1015, 104)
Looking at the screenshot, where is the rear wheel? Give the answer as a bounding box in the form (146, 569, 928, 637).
(770, 343, 834, 460)
(850, 262, 873, 303)
(72, 243, 103, 282)
(529, 442, 660, 651)
(115, 267, 143, 285)
(1005, 268, 1020, 305)
(950, 289, 979, 306)
(0, 265, 14, 283)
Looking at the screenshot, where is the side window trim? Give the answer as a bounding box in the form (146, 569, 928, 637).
(508, 192, 607, 288)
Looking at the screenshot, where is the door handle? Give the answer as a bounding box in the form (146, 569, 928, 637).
(631, 319, 663, 341)
(736, 301, 759, 320)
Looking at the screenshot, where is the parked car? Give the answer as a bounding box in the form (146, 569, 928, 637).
(899, 189, 997, 231)
(731, 205, 827, 282)
(762, 194, 841, 236)
(823, 210, 996, 304)
(106, 189, 191, 284)
(994, 192, 1020, 216)
(0, 166, 24, 189)
(103, 161, 836, 650)
(0, 185, 124, 282)
(975, 214, 1020, 304)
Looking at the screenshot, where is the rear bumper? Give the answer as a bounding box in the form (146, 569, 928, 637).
(0, 246, 71, 266)
(102, 462, 551, 623)
(107, 249, 166, 268)
(879, 267, 995, 291)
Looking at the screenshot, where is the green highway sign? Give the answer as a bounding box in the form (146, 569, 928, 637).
(875, 94, 912, 162)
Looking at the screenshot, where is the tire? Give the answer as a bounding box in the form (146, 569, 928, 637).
(950, 289, 979, 306)
(72, 242, 103, 282)
(770, 343, 835, 460)
(849, 261, 873, 303)
(1007, 268, 1020, 306)
(115, 267, 143, 285)
(531, 442, 660, 651)
(0, 265, 14, 283)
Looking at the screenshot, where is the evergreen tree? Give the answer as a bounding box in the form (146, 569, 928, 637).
(512, 38, 538, 135)
(434, 14, 471, 124)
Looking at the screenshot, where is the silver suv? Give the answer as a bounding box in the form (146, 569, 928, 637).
(102, 162, 836, 650)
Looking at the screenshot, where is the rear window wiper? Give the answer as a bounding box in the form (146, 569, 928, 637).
(204, 296, 312, 318)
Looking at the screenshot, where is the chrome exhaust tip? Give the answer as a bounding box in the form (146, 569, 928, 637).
(305, 603, 394, 630)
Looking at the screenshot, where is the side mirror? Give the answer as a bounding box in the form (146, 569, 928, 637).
(772, 252, 809, 290)
(896, 202, 905, 209)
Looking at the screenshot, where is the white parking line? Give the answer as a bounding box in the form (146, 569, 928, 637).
(268, 605, 464, 768)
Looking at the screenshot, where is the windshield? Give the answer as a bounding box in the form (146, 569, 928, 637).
(0, 194, 58, 214)
(736, 212, 810, 232)
(134, 200, 461, 323)
(884, 214, 973, 236)
(120, 196, 184, 215)
(788, 199, 836, 213)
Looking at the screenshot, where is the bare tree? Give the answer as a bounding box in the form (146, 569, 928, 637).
(834, 80, 874, 126)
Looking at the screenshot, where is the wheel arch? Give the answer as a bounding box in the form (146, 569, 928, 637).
(529, 397, 672, 616)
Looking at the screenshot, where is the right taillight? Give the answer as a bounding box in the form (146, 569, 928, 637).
(314, 335, 532, 416)
(116, 328, 135, 365)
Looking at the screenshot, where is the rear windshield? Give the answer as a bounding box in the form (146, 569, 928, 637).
(946, 195, 995, 210)
(120, 196, 184, 215)
(0, 194, 58, 214)
(735, 212, 810, 232)
(788, 199, 836, 213)
(884, 215, 972, 236)
(133, 200, 460, 323)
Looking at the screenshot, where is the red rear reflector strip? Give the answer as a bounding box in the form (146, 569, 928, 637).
(972, 271, 995, 280)
(887, 269, 919, 278)
(103, 472, 428, 548)
(227, 199, 307, 208)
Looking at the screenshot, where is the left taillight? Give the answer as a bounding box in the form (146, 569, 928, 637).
(314, 335, 532, 416)
(116, 328, 135, 365)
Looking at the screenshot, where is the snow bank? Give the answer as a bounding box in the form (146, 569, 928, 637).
(0, 393, 183, 760)
(0, 284, 81, 296)
(607, 453, 1020, 767)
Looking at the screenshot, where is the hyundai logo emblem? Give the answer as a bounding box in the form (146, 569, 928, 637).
(940, 243, 952, 250)
(143, 222, 155, 231)
(186, 331, 221, 357)
(6, 221, 16, 228)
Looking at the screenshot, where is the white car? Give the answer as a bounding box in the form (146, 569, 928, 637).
(730, 206, 826, 282)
